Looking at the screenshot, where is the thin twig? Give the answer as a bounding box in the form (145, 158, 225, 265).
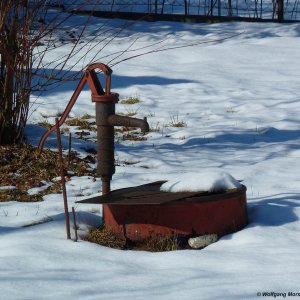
(110, 31, 244, 68)
(67, 132, 72, 167)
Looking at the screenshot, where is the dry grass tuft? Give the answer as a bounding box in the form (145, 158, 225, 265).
(36, 115, 96, 132)
(168, 114, 187, 128)
(85, 226, 126, 249)
(65, 117, 96, 131)
(85, 226, 181, 252)
(81, 114, 95, 120)
(122, 133, 147, 141)
(120, 97, 141, 105)
(36, 120, 54, 129)
(139, 235, 180, 252)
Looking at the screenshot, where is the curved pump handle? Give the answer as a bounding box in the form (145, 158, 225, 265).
(85, 63, 112, 96)
(37, 63, 118, 154)
(86, 63, 118, 103)
(86, 62, 112, 74)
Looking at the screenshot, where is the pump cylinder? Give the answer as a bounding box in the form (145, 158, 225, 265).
(96, 102, 116, 183)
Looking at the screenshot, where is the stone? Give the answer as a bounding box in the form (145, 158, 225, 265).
(188, 234, 218, 249)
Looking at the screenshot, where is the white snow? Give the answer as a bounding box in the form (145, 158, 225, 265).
(0, 186, 16, 190)
(160, 171, 241, 192)
(1, 13, 300, 300)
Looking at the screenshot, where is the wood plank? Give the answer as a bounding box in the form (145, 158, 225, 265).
(76, 181, 207, 205)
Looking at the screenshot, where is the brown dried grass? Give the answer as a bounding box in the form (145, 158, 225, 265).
(85, 226, 181, 252)
(0, 143, 96, 202)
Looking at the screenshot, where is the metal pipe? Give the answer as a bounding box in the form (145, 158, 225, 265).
(102, 179, 111, 195)
(108, 115, 149, 134)
(38, 75, 87, 154)
(96, 102, 115, 187)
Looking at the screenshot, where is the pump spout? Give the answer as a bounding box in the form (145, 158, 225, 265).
(108, 115, 149, 134)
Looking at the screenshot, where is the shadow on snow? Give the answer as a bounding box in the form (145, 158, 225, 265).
(31, 68, 199, 97)
(247, 193, 300, 227)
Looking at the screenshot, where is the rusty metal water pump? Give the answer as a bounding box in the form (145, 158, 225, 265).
(38, 63, 149, 195)
(38, 63, 248, 243)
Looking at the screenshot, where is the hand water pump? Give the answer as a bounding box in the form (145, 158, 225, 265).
(38, 63, 149, 195)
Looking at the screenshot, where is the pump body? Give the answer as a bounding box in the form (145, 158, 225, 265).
(38, 63, 149, 196)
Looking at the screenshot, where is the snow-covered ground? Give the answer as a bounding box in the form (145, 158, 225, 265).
(1, 16, 300, 299)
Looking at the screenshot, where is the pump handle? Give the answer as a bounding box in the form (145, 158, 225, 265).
(37, 63, 115, 154)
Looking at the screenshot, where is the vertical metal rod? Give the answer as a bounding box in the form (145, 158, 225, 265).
(55, 117, 71, 240)
(72, 207, 78, 242)
(102, 179, 111, 195)
(101, 179, 111, 226)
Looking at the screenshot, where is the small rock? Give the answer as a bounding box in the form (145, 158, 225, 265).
(188, 234, 218, 249)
